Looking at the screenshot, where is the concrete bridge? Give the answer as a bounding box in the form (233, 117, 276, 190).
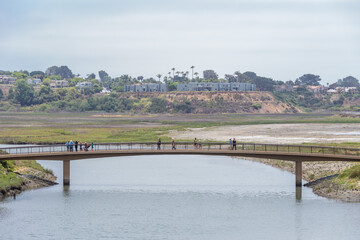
(1, 142, 360, 187)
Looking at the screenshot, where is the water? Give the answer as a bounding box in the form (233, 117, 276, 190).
(1, 151, 360, 239)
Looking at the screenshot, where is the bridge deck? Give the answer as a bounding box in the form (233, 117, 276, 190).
(2, 149, 360, 162)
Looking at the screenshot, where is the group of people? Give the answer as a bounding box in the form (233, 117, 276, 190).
(157, 138, 177, 150)
(65, 140, 93, 152)
(155, 138, 238, 151)
(229, 138, 237, 150)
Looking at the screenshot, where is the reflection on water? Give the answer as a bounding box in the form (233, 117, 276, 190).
(0, 155, 359, 240)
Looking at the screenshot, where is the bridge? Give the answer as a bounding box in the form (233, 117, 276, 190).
(1, 142, 360, 187)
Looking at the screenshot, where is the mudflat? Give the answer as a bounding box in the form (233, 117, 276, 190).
(168, 123, 360, 144)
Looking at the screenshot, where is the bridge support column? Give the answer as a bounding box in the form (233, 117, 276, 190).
(295, 161, 302, 187)
(63, 160, 70, 186)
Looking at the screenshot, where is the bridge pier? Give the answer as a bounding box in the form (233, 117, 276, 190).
(63, 160, 70, 186)
(295, 161, 302, 187)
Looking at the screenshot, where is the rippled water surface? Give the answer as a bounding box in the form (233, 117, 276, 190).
(1, 152, 359, 240)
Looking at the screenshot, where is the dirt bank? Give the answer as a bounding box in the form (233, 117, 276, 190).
(0, 165, 57, 199)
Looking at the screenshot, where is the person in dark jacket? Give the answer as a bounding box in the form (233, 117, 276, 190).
(157, 138, 161, 150)
(232, 138, 237, 150)
(172, 138, 176, 150)
(75, 141, 78, 152)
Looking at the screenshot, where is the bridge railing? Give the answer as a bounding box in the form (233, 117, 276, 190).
(1, 142, 360, 157)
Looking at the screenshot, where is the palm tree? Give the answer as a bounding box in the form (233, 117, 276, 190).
(171, 68, 175, 78)
(190, 66, 195, 80)
(194, 72, 199, 80)
(156, 74, 162, 82)
(176, 71, 180, 77)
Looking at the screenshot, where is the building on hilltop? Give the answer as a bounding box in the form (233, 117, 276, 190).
(0, 75, 17, 85)
(50, 80, 69, 88)
(124, 83, 167, 92)
(307, 85, 325, 94)
(27, 78, 42, 86)
(76, 81, 93, 89)
(176, 82, 256, 92)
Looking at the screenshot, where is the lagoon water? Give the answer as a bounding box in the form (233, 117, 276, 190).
(0, 148, 360, 239)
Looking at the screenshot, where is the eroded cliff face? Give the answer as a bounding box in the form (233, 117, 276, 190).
(125, 91, 302, 114)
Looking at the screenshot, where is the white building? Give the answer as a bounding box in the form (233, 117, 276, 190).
(76, 81, 93, 89)
(124, 83, 167, 92)
(27, 78, 42, 86)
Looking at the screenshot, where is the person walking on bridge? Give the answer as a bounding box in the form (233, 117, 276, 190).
(75, 141, 78, 152)
(194, 138, 198, 150)
(229, 138, 233, 150)
(157, 138, 161, 150)
(69, 140, 74, 152)
(66, 141, 69, 152)
(232, 138, 237, 150)
(172, 138, 176, 150)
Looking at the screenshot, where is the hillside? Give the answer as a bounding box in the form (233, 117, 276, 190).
(125, 91, 302, 114)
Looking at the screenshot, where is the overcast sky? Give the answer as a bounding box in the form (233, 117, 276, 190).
(0, 0, 359, 83)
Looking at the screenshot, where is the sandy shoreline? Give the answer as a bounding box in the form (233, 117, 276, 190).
(168, 123, 360, 144)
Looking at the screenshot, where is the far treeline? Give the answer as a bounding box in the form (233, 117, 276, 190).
(0, 66, 359, 113)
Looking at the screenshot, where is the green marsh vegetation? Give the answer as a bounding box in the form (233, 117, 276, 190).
(1, 112, 360, 144)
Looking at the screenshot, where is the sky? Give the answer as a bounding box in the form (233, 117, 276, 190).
(0, 0, 359, 83)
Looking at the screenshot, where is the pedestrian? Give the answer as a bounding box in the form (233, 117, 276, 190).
(232, 138, 237, 150)
(75, 140, 78, 152)
(84, 142, 89, 151)
(172, 138, 176, 150)
(229, 138, 233, 150)
(79, 141, 83, 151)
(66, 141, 69, 152)
(69, 140, 74, 152)
(157, 138, 161, 150)
(91, 142, 94, 151)
(194, 138, 198, 150)
(198, 139, 202, 150)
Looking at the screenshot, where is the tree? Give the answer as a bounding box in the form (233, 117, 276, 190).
(203, 70, 218, 81)
(87, 73, 96, 80)
(98, 70, 109, 82)
(156, 74, 162, 82)
(30, 71, 45, 80)
(194, 72, 199, 79)
(0, 88, 3, 99)
(171, 68, 175, 78)
(338, 76, 359, 87)
(167, 82, 177, 91)
(253, 77, 276, 91)
(45, 66, 74, 79)
(34, 85, 55, 104)
(225, 74, 237, 82)
(243, 71, 257, 80)
(137, 76, 144, 82)
(295, 74, 321, 86)
(12, 71, 28, 79)
(190, 66, 195, 80)
(14, 79, 34, 106)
